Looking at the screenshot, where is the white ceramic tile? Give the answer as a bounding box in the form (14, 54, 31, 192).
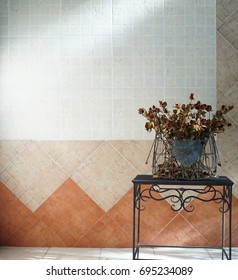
(0, 247, 47, 260)
(100, 248, 133, 260)
(154, 247, 212, 260)
(1, 247, 238, 260)
(206, 248, 238, 260)
(44, 248, 101, 260)
(0, 0, 216, 140)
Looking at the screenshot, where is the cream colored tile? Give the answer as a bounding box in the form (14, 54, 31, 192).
(0, 141, 68, 211)
(0, 141, 23, 162)
(218, 10, 238, 49)
(26, 199, 40, 212)
(218, 82, 238, 118)
(39, 140, 102, 176)
(0, 155, 11, 172)
(217, 122, 238, 167)
(71, 141, 137, 211)
(109, 140, 153, 174)
(219, 155, 238, 184)
(217, 0, 238, 23)
(9, 140, 30, 153)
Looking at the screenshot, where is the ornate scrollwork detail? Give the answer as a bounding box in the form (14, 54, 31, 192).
(135, 184, 231, 213)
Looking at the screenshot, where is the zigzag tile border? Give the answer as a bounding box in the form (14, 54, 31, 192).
(1, 179, 238, 248)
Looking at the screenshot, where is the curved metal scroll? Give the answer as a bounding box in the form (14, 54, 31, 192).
(135, 184, 231, 213)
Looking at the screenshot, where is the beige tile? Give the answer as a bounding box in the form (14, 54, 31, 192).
(0, 141, 68, 211)
(0, 155, 11, 172)
(39, 140, 102, 176)
(0, 141, 29, 161)
(217, 120, 238, 167)
(218, 82, 238, 119)
(71, 141, 137, 211)
(109, 140, 153, 174)
(219, 155, 238, 184)
(216, 33, 238, 97)
(218, 10, 238, 50)
(217, 0, 238, 24)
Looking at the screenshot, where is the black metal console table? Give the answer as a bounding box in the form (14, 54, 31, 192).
(132, 175, 233, 260)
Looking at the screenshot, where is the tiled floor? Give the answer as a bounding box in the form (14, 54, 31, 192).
(0, 247, 238, 260)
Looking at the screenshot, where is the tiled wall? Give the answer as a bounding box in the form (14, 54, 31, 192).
(0, 0, 216, 140)
(1, 0, 238, 248)
(216, 0, 238, 198)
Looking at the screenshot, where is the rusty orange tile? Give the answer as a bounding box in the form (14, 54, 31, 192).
(20, 220, 64, 247)
(75, 214, 131, 248)
(56, 227, 77, 247)
(108, 188, 133, 234)
(181, 188, 230, 246)
(151, 214, 209, 246)
(2, 177, 237, 248)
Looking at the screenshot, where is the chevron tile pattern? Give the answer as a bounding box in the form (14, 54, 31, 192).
(1, 179, 238, 248)
(0, 140, 153, 212)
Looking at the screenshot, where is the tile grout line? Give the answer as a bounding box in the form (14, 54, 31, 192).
(217, 7, 238, 31)
(180, 213, 211, 245)
(42, 247, 50, 259)
(216, 30, 238, 53)
(149, 213, 180, 243)
(107, 140, 148, 174)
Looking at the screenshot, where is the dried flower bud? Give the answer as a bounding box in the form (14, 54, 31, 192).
(189, 93, 195, 100)
(138, 108, 145, 114)
(145, 122, 153, 131)
(206, 105, 212, 112)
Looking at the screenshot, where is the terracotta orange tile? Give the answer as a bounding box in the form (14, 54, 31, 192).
(5, 177, 237, 248)
(0, 182, 17, 207)
(0, 182, 35, 245)
(35, 179, 105, 244)
(221, 195, 238, 247)
(181, 188, 231, 246)
(152, 214, 209, 246)
(35, 208, 62, 234)
(75, 214, 131, 248)
(10, 214, 39, 241)
(74, 235, 92, 247)
(230, 226, 238, 246)
(108, 186, 179, 245)
(56, 227, 77, 247)
(108, 188, 133, 230)
(139, 200, 178, 243)
(20, 220, 61, 247)
(54, 178, 89, 205)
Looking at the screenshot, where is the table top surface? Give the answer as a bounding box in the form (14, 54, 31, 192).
(132, 175, 234, 186)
